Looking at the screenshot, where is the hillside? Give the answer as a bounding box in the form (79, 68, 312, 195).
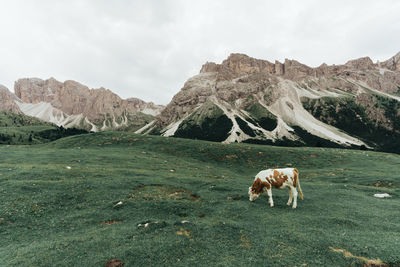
(143, 53, 400, 153)
(301, 95, 400, 153)
(1, 132, 399, 266)
(0, 111, 88, 145)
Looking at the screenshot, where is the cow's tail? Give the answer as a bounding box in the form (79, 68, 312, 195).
(294, 168, 304, 200)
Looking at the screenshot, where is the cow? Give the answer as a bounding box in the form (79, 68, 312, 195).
(248, 168, 303, 208)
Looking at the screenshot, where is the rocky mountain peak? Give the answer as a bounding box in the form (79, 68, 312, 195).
(200, 54, 318, 80)
(0, 85, 23, 114)
(382, 51, 400, 71)
(200, 62, 219, 73)
(282, 58, 314, 79)
(345, 56, 374, 70)
(223, 53, 276, 76)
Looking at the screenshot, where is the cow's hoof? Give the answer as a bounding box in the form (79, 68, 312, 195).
(292, 206, 297, 209)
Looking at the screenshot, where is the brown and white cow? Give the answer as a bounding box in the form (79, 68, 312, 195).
(248, 168, 303, 208)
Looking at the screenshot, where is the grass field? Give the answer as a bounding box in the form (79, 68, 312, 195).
(1, 132, 399, 266)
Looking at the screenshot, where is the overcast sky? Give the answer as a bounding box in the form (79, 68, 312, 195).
(1, 0, 399, 104)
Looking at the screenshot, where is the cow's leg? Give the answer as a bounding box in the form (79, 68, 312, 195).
(266, 188, 274, 208)
(291, 186, 298, 209)
(287, 187, 293, 206)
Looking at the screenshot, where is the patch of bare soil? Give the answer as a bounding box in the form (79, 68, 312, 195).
(176, 228, 190, 237)
(104, 258, 124, 267)
(370, 180, 398, 188)
(129, 185, 200, 201)
(100, 220, 123, 226)
(227, 195, 241, 200)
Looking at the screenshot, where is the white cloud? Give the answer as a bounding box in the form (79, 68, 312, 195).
(0, 0, 399, 104)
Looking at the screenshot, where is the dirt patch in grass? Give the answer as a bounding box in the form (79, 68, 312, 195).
(227, 195, 241, 201)
(189, 194, 200, 200)
(176, 228, 190, 237)
(100, 220, 123, 226)
(225, 154, 238, 160)
(329, 247, 387, 267)
(104, 258, 124, 267)
(129, 185, 200, 201)
(370, 180, 399, 188)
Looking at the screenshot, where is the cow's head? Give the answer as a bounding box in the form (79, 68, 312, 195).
(248, 186, 260, 202)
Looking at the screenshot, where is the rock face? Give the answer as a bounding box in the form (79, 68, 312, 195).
(382, 52, 400, 71)
(13, 78, 164, 131)
(146, 52, 400, 153)
(0, 85, 23, 114)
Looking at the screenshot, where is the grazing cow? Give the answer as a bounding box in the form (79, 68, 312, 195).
(248, 168, 303, 208)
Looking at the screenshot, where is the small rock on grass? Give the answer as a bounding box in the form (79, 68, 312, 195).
(373, 193, 391, 198)
(113, 201, 123, 207)
(174, 220, 190, 226)
(137, 221, 167, 229)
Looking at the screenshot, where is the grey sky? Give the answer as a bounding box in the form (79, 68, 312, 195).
(1, 0, 399, 104)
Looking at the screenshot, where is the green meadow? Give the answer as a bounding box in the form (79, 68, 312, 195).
(0, 132, 399, 266)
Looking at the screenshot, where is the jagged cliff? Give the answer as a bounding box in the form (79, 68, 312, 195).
(12, 78, 164, 131)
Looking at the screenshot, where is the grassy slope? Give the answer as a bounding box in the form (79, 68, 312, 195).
(243, 102, 277, 131)
(0, 132, 399, 266)
(301, 96, 400, 153)
(0, 110, 53, 144)
(0, 111, 88, 145)
(174, 102, 233, 142)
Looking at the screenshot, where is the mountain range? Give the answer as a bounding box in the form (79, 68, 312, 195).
(1, 78, 163, 132)
(144, 52, 400, 152)
(1, 52, 399, 152)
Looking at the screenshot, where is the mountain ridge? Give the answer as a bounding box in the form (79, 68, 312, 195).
(0, 78, 164, 131)
(145, 52, 400, 152)
(1, 52, 399, 152)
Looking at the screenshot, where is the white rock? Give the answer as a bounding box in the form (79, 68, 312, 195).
(113, 201, 123, 207)
(373, 193, 391, 198)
